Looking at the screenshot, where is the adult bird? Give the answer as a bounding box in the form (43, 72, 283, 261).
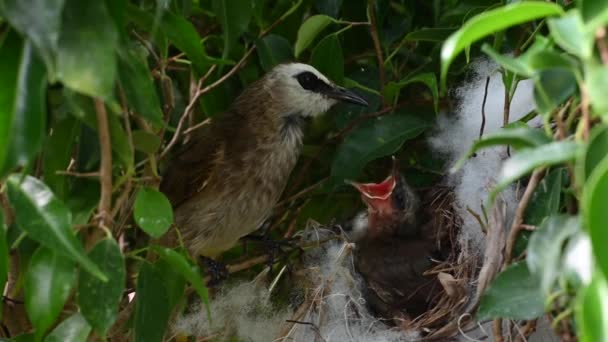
(160, 63, 368, 268)
(345, 159, 442, 325)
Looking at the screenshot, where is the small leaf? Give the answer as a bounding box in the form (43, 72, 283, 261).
(78, 239, 125, 336)
(495, 141, 582, 196)
(403, 27, 456, 42)
(524, 168, 564, 226)
(582, 153, 608, 279)
(310, 34, 344, 84)
(586, 63, 608, 117)
(153, 247, 210, 320)
(453, 126, 551, 172)
(212, 0, 252, 59)
(527, 215, 580, 295)
(548, 10, 593, 60)
(576, 272, 608, 342)
(56, 0, 118, 99)
(295, 15, 335, 57)
(0, 0, 65, 74)
(44, 312, 92, 342)
(134, 262, 171, 342)
(43, 116, 79, 200)
(256, 34, 293, 72)
(330, 112, 429, 186)
(0, 32, 48, 177)
(117, 47, 163, 126)
(132, 130, 162, 154)
(25, 247, 77, 339)
(478, 262, 544, 320)
(6, 175, 107, 281)
(383, 73, 439, 113)
(440, 2, 564, 91)
(134, 187, 174, 238)
(533, 69, 578, 114)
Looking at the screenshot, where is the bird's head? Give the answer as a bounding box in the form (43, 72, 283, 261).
(348, 158, 419, 237)
(265, 63, 368, 117)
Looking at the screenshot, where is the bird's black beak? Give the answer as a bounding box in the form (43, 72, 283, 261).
(324, 86, 369, 106)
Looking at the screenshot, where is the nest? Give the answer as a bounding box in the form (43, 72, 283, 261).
(279, 184, 496, 341)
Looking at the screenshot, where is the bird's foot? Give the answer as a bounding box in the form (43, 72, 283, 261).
(242, 234, 296, 274)
(199, 256, 229, 287)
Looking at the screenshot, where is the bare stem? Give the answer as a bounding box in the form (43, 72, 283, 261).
(94, 99, 113, 229)
(367, 0, 386, 104)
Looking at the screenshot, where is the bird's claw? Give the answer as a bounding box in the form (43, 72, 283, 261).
(199, 256, 229, 287)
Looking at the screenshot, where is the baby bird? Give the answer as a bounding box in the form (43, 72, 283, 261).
(160, 63, 368, 260)
(346, 159, 441, 323)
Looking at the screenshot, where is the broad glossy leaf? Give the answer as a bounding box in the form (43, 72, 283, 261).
(527, 215, 580, 295)
(56, 0, 118, 99)
(134, 187, 174, 238)
(134, 262, 170, 342)
(212, 0, 252, 59)
(524, 168, 564, 226)
(477, 262, 544, 320)
(440, 2, 563, 90)
(155, 258, 186, 310)
(580, 0, 608, 31)
(78, 239, 125, 336)
(256, 34, 293, 72)
(0, 0, 64, 74)
(534, 69, 577, 115)
(153, 247, 210, 319)
(495, 141, 582, 196)
(117, 47, 163, 126)
(383, 73, 439, 113)
(577, 272, 608, 342)
(586, 63, 608, 118)
(295, 15, 335, 57)
(453, 127, 551, 171)
(310, 34, 344, 84)
(25, 247, 76, 339)
(582, 126, 608, 182)
(6, 175, 107, 281)
(44, 312, 91, 342)
(548, 10, 592, 60)
(330, 112, 429, 186)
(582, 154, 608, 279)
(0, 33, 48, 177)
(43, 116, 79, 200)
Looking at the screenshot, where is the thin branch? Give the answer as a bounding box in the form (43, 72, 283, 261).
(183, 118, 212, 135)
(275, 178, 327, 208)
(55, 171, 100, 178)
(596, 27, 608, 65)
(504, 168, 545, 264)
(480, 76, 490, 139)
(94, 99, 113, 229)
(579, 81, 591, 141)
(367, 0, 386, 104)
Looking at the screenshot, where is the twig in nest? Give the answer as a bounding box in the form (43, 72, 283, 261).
(504, 168, 545, 265)
(285, 320, 327, 342)
(479, 76, 490, 139)
(466, 206, 487, 233)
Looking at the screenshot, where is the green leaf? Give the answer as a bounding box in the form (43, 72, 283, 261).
(453, 127, 551, 172)
(482, 44, 533, 77)
(78, 238, 125, 336)
(25, 247, 77, 339)
(586, 63, 608, 117)
(132, 130, 162, 154)
(383, 73, 439, 113)
(0, 33, 48, 177)
(533, 69, 578, 114)
(582, 126, 608, 182)
(43, 116, 79, 200)
(117, 47, 163, 126)
(0, 0, 65, 74)
(56, 0, 118, 99)
(0, 210, 7, 318)
(440, 2, 564, 91)
(44, 312, 91, 342)
(527, 215, 580, 295)
(295, 15, 335, 57)
(548, 10, 593, 60)
(6, 175, 107, 281)
(477, 262, 544, 320)
(330, 112, 429, 186)
(133, 187, 174, 238)
(212, 0, 252, 59)
(153, 247, 210, 319)
(524, 168, 564, 226)
(495, 141, 582, 196)
(582, 153, 608, 279)
(134, 262, 171, 342)
(256, 34, 293, 72)
(403, 27, 456, 42)
(66, 179, 101, 226)
(155, 258, 186, 310)
(310, 34, 344, 84)
(577, 272, 608, 342)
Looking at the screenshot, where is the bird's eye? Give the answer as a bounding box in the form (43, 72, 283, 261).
(295, 71, 331, 93)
